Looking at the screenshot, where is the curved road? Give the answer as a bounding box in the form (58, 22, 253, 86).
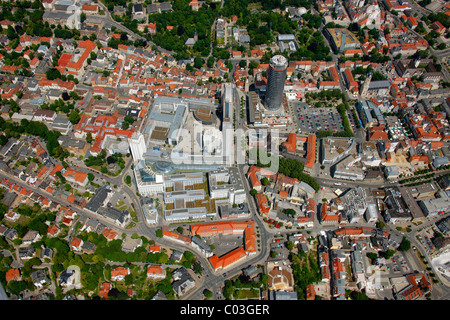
(92, 2, 175, 56)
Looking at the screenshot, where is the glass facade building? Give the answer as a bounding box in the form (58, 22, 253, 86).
(265, 55, 288, 112)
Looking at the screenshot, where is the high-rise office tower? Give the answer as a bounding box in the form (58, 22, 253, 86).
(265, 55, 288, 112)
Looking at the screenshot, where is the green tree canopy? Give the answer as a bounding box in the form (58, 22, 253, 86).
(399, 237, 411, 252)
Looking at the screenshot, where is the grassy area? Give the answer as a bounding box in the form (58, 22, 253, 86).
(290, 247, 321, 300)
(247, 3, 262, 10)
(396, 226, 412, 233)
(88, 165, 103, 172)
(115, 204, 128, 211)
(233, 288, 260, 300)
(126, 222, 136, 229)
(115, 200, 125, 207)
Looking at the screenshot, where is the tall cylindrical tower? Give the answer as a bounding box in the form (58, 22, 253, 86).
(265, 55, 288, 112)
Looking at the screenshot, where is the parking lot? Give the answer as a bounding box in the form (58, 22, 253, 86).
(417, 227, 437, 255)
(292, 102, 344, 134)
(387, 253, 411, 274)
(205, 234, 243, 257)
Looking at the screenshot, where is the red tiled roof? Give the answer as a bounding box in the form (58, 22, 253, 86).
(111, 266, 130, 278)
(71, 236, 83, 249)
(66, 40, 96, 71)
(38, 78, 75, 90)
(102, 228, 118, 240)
(58, 53, 72, 68)
(335, 227, 371, 236)
(209, 247, 247, 270)
(284, 133, 307, 152)
(147, 265, 164, 276)
(148, 244, 161, 253)
(255, 193, 270, 215)
(63, 167, 88, 184)
(47, 225, 59, 236)
(82, 4, 98, 11)
(100, 282, 111, 299)
(5, 269, 20, 282)
(305, 134, 316, 169)
(370, 131, 389, 141)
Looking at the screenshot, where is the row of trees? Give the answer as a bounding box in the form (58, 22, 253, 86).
(335, 102, 354, 137)
(305, 89, 345, 102)
(316, 100, 355, 139)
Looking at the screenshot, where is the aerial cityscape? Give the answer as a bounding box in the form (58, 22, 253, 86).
(0, 0, 450, 304)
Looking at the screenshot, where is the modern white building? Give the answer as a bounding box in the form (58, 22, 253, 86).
(351, 250, 366, 289)
(129, 132, 147, 162)
(365, 203, 379, 223)
(164, 189, 206, 204)
(133, 160, 165, 196)
(52, 115, 73, 135)
(360, 141, 382, 167)
(290, 181, 316, 200)
(384, 165, 399, 180)
(164, 207, 209, 222)
(339, 187, 369, 223)
(418, 192, 450, 217)
(164, 172, 204, 190)
(208, 168, 246, 204)
(143, 202, 159, 224)
(222, 83, 237, 165)
(200, 127, 223, 155)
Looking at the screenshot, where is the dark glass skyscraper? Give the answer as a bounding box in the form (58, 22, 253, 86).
(265, 55, 288, 112)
